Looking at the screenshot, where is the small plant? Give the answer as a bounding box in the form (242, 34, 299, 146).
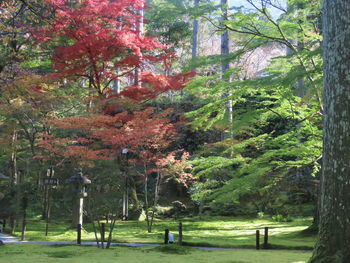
(257, 212, 265, 218)
(271, 214, 292, 222)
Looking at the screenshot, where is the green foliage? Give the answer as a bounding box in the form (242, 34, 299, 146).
(185, 0, 322, 216)
(272, 214, 293, 222)
(145, 0, 192, 45)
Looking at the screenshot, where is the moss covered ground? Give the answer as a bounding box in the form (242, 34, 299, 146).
(0, 244, 311, 263)
(10, 216, 316, 250)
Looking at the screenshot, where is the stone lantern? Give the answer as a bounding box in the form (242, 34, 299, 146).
(69, 168, 91, 227)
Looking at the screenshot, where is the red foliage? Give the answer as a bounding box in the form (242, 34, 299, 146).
(33, 0, 193, 97)
(37, 107, 178, 166)
(34, 0, 194, 184)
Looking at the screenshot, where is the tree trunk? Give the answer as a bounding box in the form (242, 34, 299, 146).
(220, 0, 232, 140)
(192, 0, 200, 59)
(134, 3, 144, 88)
(220, 0, 229, 75)
(310, 1, 350, 262)
(10, 128, 19, 234)
(128, 176, 141, 220)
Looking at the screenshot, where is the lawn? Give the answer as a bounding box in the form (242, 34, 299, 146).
(10, 217, 316, 249)
(0, 244, 311, 263)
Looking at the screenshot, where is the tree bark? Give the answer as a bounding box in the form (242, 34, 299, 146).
(310, 1, 350, 262)
(134, 3, 144, 88)
(192, 0, 200, 59)
(220, 0, 229, 75)
(220, 0, 233, 140)
(10, 128, 19, 234)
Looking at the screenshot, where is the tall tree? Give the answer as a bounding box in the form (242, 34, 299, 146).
(192, 0, 200, 58)
(185, 0, 323, 216)
(310, 1, 350, 262)
(220, 0, 232, 140)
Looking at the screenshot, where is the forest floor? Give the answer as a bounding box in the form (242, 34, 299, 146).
(9, 217, 316, 250)
(0, 244, 311, 263)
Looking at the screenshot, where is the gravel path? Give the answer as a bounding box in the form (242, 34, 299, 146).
(0, 233, 245, 250)
(0, 233, 158, 247)
(0, 233, 20, 243)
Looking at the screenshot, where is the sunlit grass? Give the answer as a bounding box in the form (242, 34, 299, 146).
(10, 217, 315, 249)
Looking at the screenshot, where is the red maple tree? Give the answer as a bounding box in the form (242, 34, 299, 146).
(34, 0, 193, 98)
(34, 0, 195, 196)
(38, 107, 178, 165)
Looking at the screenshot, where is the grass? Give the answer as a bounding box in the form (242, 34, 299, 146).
(10, 216, 316, 249)
(0, 244, 312, 263)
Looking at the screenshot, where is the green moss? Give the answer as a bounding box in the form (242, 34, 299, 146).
(0, 244, 311, 263)
(10, 217, 315, 250)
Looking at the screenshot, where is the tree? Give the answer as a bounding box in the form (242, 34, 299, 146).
(27, 0, 195, 239)
(0, 0, 68, 231)
(185, 0, 323, 217)
(310, 1, 350, 262)
(34, 0, 177, 96)
(192, 0, 200, 58)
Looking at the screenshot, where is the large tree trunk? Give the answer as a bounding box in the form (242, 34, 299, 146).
(310, 1, 350, 262)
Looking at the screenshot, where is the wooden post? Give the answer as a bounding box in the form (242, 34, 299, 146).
(164, 229, 169, 244)
(45, 222, 49, 237)
(20, 221, 26, 241)
(178, 222, 183, 245)
(263, 227, 269, 249)
(77, 224, 82, 244)
(21, 197, 28, 241)
(45, 189, 51, 236)
(101, 223, 105, 248)
(256, 230, 260, 250)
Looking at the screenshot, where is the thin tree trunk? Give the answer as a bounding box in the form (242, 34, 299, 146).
(10, 128, 18, 234)
(97, 220, 104, 249)
(134, 3, 144, 87)
(91, 220, 101, 248)
(11, 129, 18, 185)
(113, 68, 120, 93)
(129, 176, 141, 220)
(106, 217, 117, 249)
(310, 1, 350, 262)
(220, 0, 229, 75)
(192, 0, 200, 59)
(220, 0, 233, 140)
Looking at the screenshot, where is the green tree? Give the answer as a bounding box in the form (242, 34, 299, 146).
(186, 0, 323, 216)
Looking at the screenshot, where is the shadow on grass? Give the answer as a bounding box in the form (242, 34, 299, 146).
(46, 251, 84, 258)
(150, 245, 193, 255)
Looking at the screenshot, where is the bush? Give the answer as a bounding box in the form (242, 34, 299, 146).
(171, 201, 187, 219)
(271, 214, 293, 222)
